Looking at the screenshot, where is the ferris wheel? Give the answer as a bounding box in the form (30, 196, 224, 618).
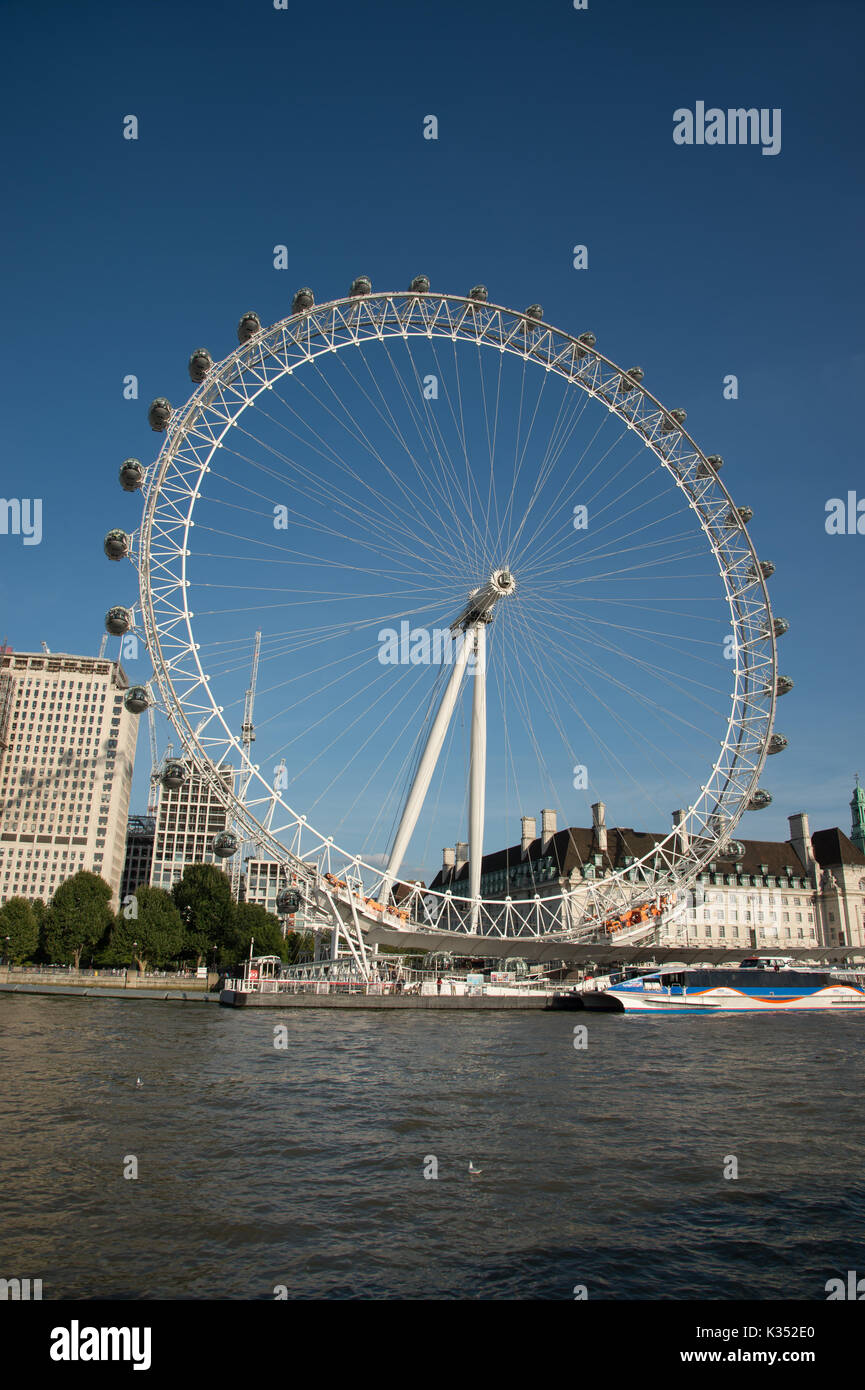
(104, 279, 791, 952)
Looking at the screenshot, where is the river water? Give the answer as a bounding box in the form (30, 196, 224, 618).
(1, 994, 863, 1300)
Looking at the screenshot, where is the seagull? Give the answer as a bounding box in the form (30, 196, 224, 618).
(468, 1161, 482, 1176)
(135, 1077, 143, 1089)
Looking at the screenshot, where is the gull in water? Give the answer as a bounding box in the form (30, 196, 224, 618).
(135, 1077, 143, 1089)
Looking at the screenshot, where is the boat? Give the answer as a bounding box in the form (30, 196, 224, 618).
(582, 960, 865, 1013)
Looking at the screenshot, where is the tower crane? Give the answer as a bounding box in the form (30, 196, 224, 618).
(231, 630, 262, 900)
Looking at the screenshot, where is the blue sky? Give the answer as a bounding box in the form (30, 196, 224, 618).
(2, 0, 863, 869)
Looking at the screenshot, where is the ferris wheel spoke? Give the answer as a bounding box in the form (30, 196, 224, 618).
(326, 342, 484, 571)
(248, 381, 469, 579)
(516, 457, 685, 580)
(501, 599, 661, 823)
(203, 466, 462, 582)
(300, 353, 476, 573)
(389, 330, 494, 568)
(425, 335, 495, 572)
(542, 591, 729, 706)
(507, 400, 629, 567)
(227, 416, 463, 579)
(507, 602, 697, 822)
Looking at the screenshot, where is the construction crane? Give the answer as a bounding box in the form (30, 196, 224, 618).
(146, 697, 172, 816)
(232, 631, 262, 900)
(238, 629, 261, 804)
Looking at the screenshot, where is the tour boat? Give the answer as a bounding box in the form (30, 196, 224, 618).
(582, 960, 865, 1014)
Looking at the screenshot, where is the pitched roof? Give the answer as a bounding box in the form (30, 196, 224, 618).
(429, 820, 863, 887)
(811, 827, 865, 869)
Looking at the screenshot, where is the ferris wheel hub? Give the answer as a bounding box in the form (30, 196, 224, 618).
(452, 568, 516, 630)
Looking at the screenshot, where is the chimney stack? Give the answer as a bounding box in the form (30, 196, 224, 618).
(788, 812, 817, 884)
(672, 809, 688, 854)
(591, 801, 607, 853)
(455, 841, 469, 873)
(521, 815, 536, 855)
(541, 808, 557, 850)
(442, 846, 455, 874)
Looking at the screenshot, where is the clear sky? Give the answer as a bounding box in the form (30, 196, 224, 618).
(2, 0, 863, 872)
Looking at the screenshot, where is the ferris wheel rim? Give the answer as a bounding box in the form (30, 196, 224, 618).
(132, 288, 778, 930)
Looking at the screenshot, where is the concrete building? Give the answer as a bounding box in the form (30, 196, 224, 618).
(243, 857, 284, 915)
(148, 760, 235, 892)
(431, 791, 865, 951)
(120, 814, 156, 901)
(0, 649, 138, 907)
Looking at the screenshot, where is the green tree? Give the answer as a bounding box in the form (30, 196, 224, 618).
(106, 886, 186, 971)
(0, 897, 39, 964)
(42, 872, 113, 968)
(173, 863, 235, 966)
(227, 901, 287, 967)
(284, 929, 314, 964)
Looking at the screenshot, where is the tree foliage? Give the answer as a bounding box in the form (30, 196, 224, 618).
(172, 863, 235, 964)
(0, 896, 39, 964)
(228, 901, 287, 965)
(41, 872, 113, 968)
(106, 885, 186, 970)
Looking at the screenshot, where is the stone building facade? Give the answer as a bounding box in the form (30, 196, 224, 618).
(0, 650, 138, 908)
(431, 791, 865, 951)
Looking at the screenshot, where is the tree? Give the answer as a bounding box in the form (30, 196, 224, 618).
(0, 897, 39, 964)
(173, 863, 235, 966)
(106, 886, 186, 971)
(227, 902, 287, 967)
(284, 929, 314, 964)
(42, 872, 113, 968)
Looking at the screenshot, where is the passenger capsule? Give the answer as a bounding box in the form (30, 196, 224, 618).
(661, 408, 687, 435)
(767, 734, 788, 755)
(211, 830, 239, 858)
(118, 458, 144, 492)
(124, 686, 150, 715)
(575, 330, 597, 359)
(277, 887, 301, 913)
(104, 529, 131, 561)
(408, 275, 430, 294)
(188, 348, 213, 383)
(105, 606, 132, 636)
(697, 454, 723, 478)
(748, 560, 775, 581)
(748, 789, 773, 811)
(237, 312, 262, 343)
(468, 284, 488, 302)
(161, 759, 188, 791)
(725, 504, 753, 526)
(776, 675, 794, 697)
(525, 304, 544, 322)
(619, 366, 644, 392)
(349, 276, 372, 297)
(722, 839, 746, 859)
(773, 617, 789, 638)
(292, 287, 315, 314)
(147, 398, 172, 432)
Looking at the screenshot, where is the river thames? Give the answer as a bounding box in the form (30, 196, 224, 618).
(1, 993, 863, 1300)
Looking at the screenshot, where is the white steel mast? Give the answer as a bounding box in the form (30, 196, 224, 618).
(384, 569, 514, 903)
